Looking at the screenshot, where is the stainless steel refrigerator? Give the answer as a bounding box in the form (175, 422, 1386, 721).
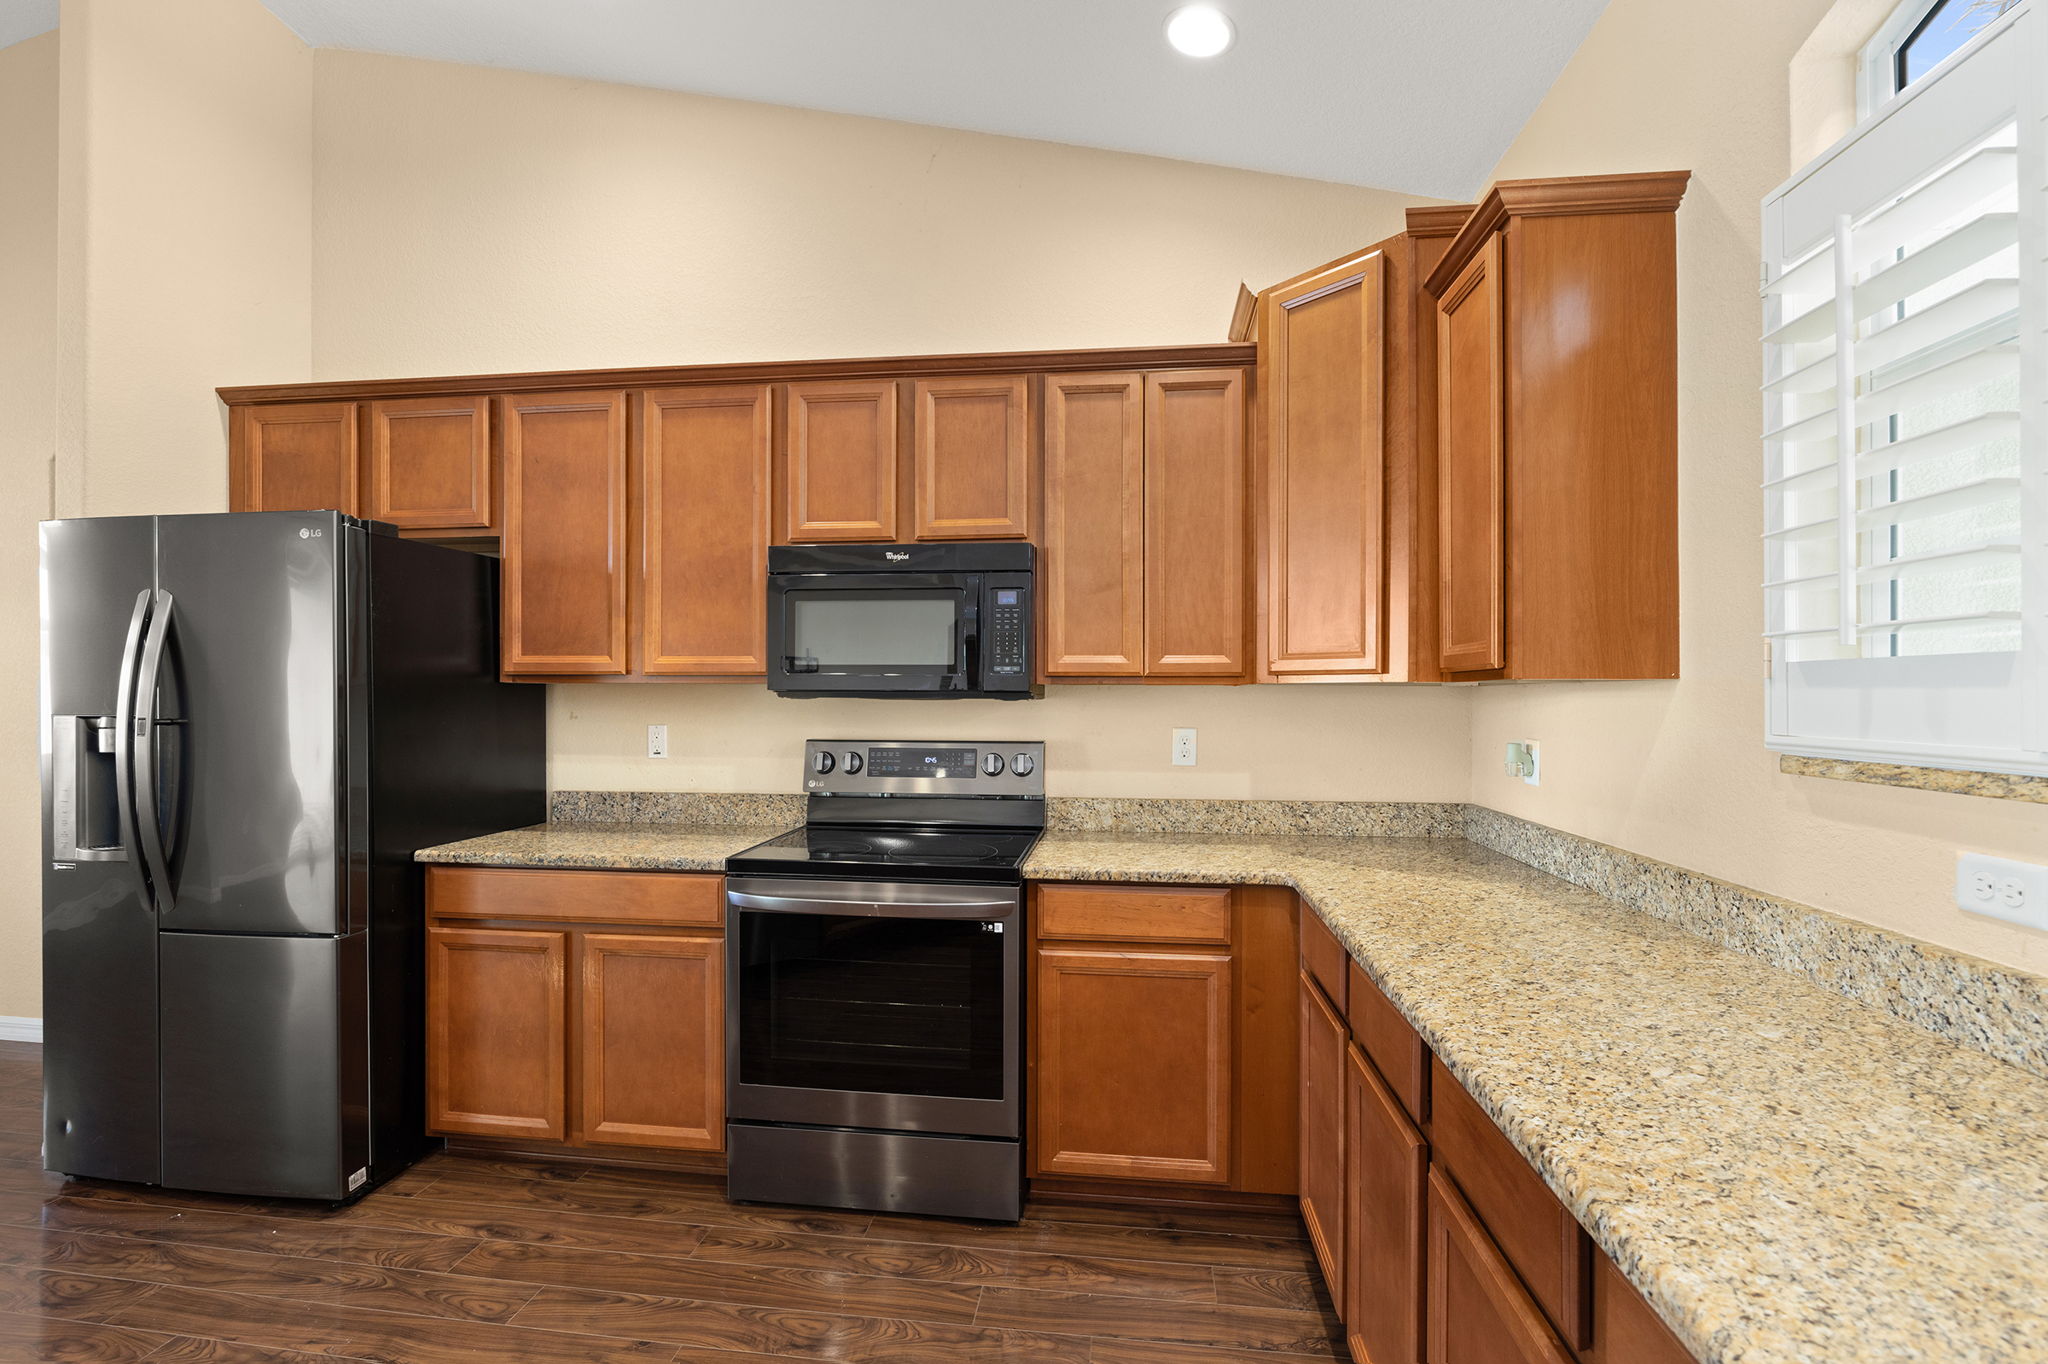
(40, 510, 546, 1200)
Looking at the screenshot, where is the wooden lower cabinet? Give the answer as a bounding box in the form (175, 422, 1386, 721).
(426, 926, 567, 1141)
(1300, 969, 1348, 1303)
(425, 867, 724, 1156)
(1426, 1167, 1575, 1364)
(1347, 1041, 1427, 1364)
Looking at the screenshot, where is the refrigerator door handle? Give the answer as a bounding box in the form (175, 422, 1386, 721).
(135, 589, 176, 914)
(111, 589, 153, 906)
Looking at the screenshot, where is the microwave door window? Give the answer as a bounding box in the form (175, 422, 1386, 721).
(785, 592, 958, 676)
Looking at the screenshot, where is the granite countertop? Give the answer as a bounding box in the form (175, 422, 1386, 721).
(418, 821, 2048, 1364)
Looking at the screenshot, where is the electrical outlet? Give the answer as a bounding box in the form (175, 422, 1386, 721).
(1171, 728, 1198, 766)
(647, 724, 668, 759)
(1955, 852, 2048, 928)
(1505, 740, 1540, 785)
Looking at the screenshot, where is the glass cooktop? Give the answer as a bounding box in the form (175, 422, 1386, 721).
(725, 825, 1041, 883)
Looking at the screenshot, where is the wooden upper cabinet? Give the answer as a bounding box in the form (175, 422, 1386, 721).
(1144, 369, 1249, 677)
(1261, 250, 1387, 676)
(785, 379, 899, 542)
(914, 375, 1034, 540)
(426, 926, 567, 1142)
(501, 390, 629, 675)
(639, 385, 771, 676)
(1347, 1041, 1428, 1364)
(230, 402, 358, 515)
(1043, 374, 1144, 676)
(1426, 1168, 1576, 1364)
(366, 395, 493, 533)
(1426, 171, 1688, 680)
(1436, 235, 1506, 675)
(1032, 946, 1232, 1184)
(576, 932, 723, 1151)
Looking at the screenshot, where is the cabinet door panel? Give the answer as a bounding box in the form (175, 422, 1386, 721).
(1033, 947, 1231, 1184)
(1581, 1250, 1695, 1364)
(914, 375, 1033, 540)
(367, 396, 492, 532)
(1436, 236, 1506, 674)
(501, 391, 629, 674)
(577, 933, 723, 1151)
(231, 403, 357, 515)
(426, 927, 566, 1141)
(786, 380, 899, 542)
(1262, 252, 1387, 675)
(1144, 369, 1248, 677)
(1347, 1042, 1427, 1364)
(1043, 373, 1144, 675)
(640, 385, 771, 675)
(1426, 1168, 1575, 1364)
(1299, 972, 1347, 1314)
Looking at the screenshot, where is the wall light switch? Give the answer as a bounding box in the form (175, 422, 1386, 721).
(647, 724, 668, 759)
(1171, 728, 1198, 766)
(1956, 852, 2048, 929)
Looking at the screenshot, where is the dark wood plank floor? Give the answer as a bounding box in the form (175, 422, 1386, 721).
(0, 1041, 1340, 1362)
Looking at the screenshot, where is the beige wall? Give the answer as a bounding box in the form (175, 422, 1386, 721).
(0, 32, 60, 1024)
(1466, 0, 2048, 973)
(308, 51, 1474, 803)
(55, 0, 312, 521)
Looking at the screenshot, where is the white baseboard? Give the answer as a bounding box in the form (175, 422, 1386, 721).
(0, 1018, 43, 1043)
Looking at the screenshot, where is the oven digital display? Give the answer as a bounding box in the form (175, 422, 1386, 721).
(867, 746, 978, 779)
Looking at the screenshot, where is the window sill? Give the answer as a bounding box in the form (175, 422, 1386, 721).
(1780, 753, 2048, 803)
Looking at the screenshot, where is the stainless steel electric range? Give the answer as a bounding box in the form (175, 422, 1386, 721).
(723, 738, 1045, 1222)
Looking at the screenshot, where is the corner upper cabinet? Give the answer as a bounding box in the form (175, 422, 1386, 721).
(914, 375, 1034, 540)
(366, 395, 494, 534)
(638, 385, 771, 676)
(1426, 171, 1689, 680)
(1043, 373, 1145, 676)
(501, 390, 629, 675)
(1259, 250, 1386, 676)
(230, 402, 359, 515)
(1145, 369, 1250, 678)
(784, 380, 899, 542)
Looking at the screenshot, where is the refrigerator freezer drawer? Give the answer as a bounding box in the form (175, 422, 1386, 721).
(159, 930, 369, 1200)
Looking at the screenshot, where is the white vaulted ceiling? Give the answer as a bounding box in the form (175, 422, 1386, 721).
(255, 0, 1609, 199)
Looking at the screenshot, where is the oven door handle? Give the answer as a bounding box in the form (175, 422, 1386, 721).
(728, 889, 1016, 920)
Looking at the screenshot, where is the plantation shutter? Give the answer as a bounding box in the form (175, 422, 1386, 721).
(1761, 2, 2047, 773)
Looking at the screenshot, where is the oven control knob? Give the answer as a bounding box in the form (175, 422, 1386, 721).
(1011, 751, 1036, 777)
(812, 750, 835, 775)
(843, 751, 864, 774)
(982, 752, 1007, 777)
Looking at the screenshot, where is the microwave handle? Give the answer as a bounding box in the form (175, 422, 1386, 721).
(958, 578, 981, 685)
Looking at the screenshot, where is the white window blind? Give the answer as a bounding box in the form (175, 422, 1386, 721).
(1762, 0, 2048, 774)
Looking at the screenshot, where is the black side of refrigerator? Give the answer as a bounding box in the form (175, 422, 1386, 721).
(363, 532, 546, 1189)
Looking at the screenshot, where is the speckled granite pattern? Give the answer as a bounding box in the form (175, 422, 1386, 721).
(1462, 806, 2048, 1084)
(416, 822, 781, 872)
(1781, 753, 2048, 803)
(1044, 796, 1462, 836)
(549, 791, 806, 825)
(1023, 831, 2048, 1364)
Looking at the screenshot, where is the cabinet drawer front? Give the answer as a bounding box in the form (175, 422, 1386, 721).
(1036, 884, 1232, 944)
(1300, 910, 1349, 1009)
(1429, 1058, 1589, 1348)
(428, 866, 724, 928)
(426, 926, 566, 1141)
(577, 933, 723, 1151)
(1347, 958, 1428, 1124)
(1426, 1167, 1575, 1364)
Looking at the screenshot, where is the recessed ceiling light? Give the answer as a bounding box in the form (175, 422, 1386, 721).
(1165, 5, 1235, 58)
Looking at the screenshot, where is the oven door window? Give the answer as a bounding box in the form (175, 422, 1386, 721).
(738, 912, 1004, 1100)
(781, 589, 961, 677)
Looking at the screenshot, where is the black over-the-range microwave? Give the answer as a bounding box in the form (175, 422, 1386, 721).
(765, 542, 1037, 699)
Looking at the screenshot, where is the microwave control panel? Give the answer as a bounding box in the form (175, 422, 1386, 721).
(984, 574, 1032, 690)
